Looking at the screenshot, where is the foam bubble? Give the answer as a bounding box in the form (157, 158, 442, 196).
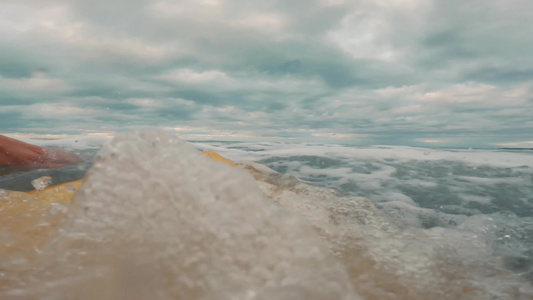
(239, 157, 533, 299)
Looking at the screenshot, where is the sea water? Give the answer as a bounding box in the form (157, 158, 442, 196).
(1, 131, 532, 299)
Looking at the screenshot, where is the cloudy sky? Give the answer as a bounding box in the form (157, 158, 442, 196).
(1, 0, 532, 147)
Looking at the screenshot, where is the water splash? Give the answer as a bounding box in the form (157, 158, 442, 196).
(31, 176, 52, 191)
(1, 131, 358, 300)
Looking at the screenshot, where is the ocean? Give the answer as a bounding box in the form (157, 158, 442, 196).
(1, 131, 533, 299)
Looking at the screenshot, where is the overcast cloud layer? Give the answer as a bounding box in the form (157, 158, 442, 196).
(1, 0, 532, 147)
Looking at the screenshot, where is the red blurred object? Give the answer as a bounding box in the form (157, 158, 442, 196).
(0, 135, 82, 170)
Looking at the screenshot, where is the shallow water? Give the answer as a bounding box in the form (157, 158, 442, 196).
(1, 132, 533, 299)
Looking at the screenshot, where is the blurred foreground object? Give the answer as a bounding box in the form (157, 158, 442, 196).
(0, 131, 356, 300)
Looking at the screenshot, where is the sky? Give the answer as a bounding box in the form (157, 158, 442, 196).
(1, 0, 532, 147)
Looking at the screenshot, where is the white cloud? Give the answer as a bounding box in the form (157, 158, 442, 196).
(391, 105, 424, 115)
(124, 97, 196, 108)
(374, 85, 421, 98)
(154, 68, 328, 95)
(494, 141, 533, 147)
(326, 0, 430, 63)
(235, 13, 286, 35)
(156, 69, 231, 84)
(150, 0, 221, 17)
(418, 139, 446, 143)
(124, 98, 164, 108)
(320, 0, 347, 6)
(328, 17, 401, 62)
(1, 2, 174, 63)
(415, 83, 497, 104)
(3, 103, 100, 117)
(413, 83, 532, 106)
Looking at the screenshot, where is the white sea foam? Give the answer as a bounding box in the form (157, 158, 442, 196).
(25, 136, 532, 168)
(194, 140, 533, 212)
(195, 139, 533, 297)
(194, 142, 533, 168)
(457, 175, 528, 185)
(239, 158, 533, 299)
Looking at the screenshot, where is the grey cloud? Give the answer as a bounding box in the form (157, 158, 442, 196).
(0, 112, 25, 130)
(0, 51, 35, 79)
